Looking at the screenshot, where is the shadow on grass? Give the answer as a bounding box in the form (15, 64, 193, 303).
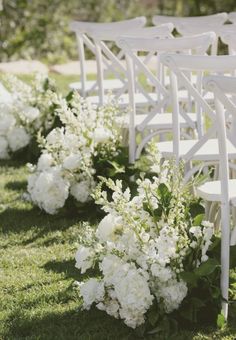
(43, 259, 79, 280)
(5, 307, 134, 340)
(5, 180, 27, 191)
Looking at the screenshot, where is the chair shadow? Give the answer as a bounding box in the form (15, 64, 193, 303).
(43, 259, 79, 280)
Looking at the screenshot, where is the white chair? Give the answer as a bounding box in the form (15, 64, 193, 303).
(157, 54, 236, 179)
(176, 22, 236, 55)
(69, 17, 146, 97)
(196, 75, 236, 319)
(220, 29, 236, 56)
(87, 24, 174, 106)
(152, 12, 228, 27)
(116, 33, 215, 163)
(229, 12, 236, 24)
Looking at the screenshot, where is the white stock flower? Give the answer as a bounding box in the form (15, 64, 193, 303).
(7, 126, 30, 151)
(70, 180, 91, 203)
(0, 136, 9, 159)
(27, 167, 69, 214)
(46, 128, 65, 146)
(75, 245, 94, 274)
(96, 214, 123, 243)
(93, 127, 112, 143)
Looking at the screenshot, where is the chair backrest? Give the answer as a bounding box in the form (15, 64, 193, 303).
(175, 22, 233, 55)
(88, 24, 174, 105)
(229, 12, 236, 24)
(69, 17, 146, 96)
(220, 29, 236, 56)
(152, 12, 228, 26)
(116, 33, 215, 162)
(160, 54, 236, 162)
(203, 75, 236, 207)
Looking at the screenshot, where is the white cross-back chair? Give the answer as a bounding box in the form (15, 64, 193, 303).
(196, 75, 236, 319)
(229, 12, 236, 24)
(158, 54, 236, 178)
(221, 29, 236, 57)
(116, 32, 215, 163)
(176, 22, 236, 56)
(87, 24, 174, 106)
(69, 17, 146, 97)
(152, 12, 228, 27)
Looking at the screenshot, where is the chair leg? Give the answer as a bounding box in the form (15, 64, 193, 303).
(220, 202, 230, 320)
(231, 206, 236, 245)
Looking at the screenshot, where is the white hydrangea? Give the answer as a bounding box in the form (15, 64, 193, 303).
(0, 136, 9, 159)
(70, 180, 92, 203)
(27, 167, 70, 214)
(157, 279, 188, 313)
(37, 153, 54, 171)
(80, 278, 105, 309)
(63, 153, 82, 171)
(7, 126, 30, 152)
(0, 110, 15, 135)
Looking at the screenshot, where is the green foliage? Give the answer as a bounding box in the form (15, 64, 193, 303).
(2, 0, 236, 63)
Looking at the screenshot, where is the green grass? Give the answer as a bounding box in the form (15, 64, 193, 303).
(0, 74, 236, 339)
(0, 161, 236, 340)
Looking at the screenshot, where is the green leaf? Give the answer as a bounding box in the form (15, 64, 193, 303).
(106, 160, 125, 175)
(195, 258, 220, 277)
(147, 309, 159, 326)
(157, 183, 172, 206)
(65, 90, 74, 102)
(193, 213, 204, 226)
(217, 313, 226, 329)
(189, 202, 205, 219)
(180, 271, 198, 286)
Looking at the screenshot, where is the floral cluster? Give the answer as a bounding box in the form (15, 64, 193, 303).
(75, 161, 214, 329)
(27, 92, 123, 214)
(0, 74, 59, 158)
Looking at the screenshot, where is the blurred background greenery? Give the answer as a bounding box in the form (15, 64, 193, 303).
(0, 0, 235, 64)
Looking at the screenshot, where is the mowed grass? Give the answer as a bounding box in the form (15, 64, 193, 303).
(0, 74, 236, 339)
(0, 163, 236, 340)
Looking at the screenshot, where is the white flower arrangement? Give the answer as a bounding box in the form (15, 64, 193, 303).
(0, 74, 60, 158)
(74, 160, 215, 329)
(27, 92, 123, 214)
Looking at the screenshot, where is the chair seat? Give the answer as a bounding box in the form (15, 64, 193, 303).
(69, 79, 124, 92)
(86, 92, 159, 107)
(157, 138, 236, 161)
(197, 179, 236, 202)
(117, 112, 197, 129)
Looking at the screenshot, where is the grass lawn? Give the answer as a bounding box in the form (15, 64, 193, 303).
(0, 74, 236, 339)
